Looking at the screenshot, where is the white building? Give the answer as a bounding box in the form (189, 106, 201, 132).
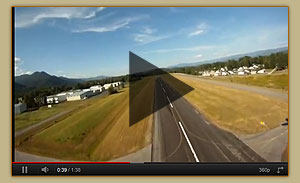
(253, 64, 259, 69)
(103, 81, 122, 90)
(112, 81, 122, 87)
(244, 70, 250, 74)
(46, 92, 68, 104)
(228, 71, 234, 75)
(257, 69, 266, 74)
(238, 71, 245, 76)
(203, 71, 210, 77)
(251, 70, 257, 75)
(103, 83, 113, 90)
(67, 90, 93, 101)
(15, 103, 27, 115)
(214, 70, 221, 76)
(221, 72, 228, 76)
(90, 85, 105, 93)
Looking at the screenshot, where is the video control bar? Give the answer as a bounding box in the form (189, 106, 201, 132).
(12, 162, 288, 176)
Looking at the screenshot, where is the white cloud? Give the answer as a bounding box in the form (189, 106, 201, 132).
(143, 45, 215, 54)
(195, 54, 203, 59)
(188, 23, 208, 37)
(142, 27, 157, 34)
(15, 57, 21, 63)
(189, 30, 204, 36)
(73, 16, 145, 33)
(16, 7, 105, 28)
(133, 26, 170, 45)
(133, 34, 169, 45)
(15, 57, 32, 76)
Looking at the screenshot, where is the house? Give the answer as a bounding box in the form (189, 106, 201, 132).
(253, 64, 259, 69)
(228, 71, 234, 75)
(203, 71, 210, 77)
(251, 70, 257, 75)
(221, 72, 228, 76)
(244, 70, 250, 74)
(112, 82, 119, 87)
(67, 90, 93, 101)
(15, 103, 27, 115)
(238, 67, 244, 72)
(103, 81, 122, 89)
(214, 70, 220, 76)
(103, 83, 113, 90)
(209, 70, 215, 76)
(238, 71, 245, 76)
(257, 69, 266, 74)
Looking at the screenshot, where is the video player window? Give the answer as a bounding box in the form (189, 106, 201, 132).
(12, 6, 288, 176)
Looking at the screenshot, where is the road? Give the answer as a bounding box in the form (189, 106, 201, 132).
(152, 77, 266, 162)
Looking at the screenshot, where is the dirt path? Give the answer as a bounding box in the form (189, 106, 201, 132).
(15, 108, 75, 138)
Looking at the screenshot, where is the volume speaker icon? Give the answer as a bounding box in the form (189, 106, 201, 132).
(41, 166, 49, 173)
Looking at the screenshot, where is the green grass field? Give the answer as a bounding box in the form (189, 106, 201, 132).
(14, 94, 108, 131)
(15, 100, 82, 131)
(17, 78, 154, 161)
(206, 73, 288, 91)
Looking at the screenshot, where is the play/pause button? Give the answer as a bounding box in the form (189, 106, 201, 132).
(21, 166, 28, 174)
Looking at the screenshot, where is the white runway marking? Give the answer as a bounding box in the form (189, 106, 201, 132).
(166, 96, 173, 108)
(178, 121, 200, 162)
(200, 115, 210, 125)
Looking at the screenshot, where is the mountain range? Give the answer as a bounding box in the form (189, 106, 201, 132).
(168, 46, 288, 68)
(14, 71, 107, 94)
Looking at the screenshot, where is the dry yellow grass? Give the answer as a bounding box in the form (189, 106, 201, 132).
(17, 77, 155, 161)
(92, 77, 154, 160)
(164, 74, 288, 134)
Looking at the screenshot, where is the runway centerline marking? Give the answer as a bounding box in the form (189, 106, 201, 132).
(178, 121, 200, 162)
(166, 96, 174, 108)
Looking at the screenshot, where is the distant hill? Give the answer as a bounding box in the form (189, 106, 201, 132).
(81, 75, 108, 81)
(169, 47, 288, 68)
(15, 71, 82, 93)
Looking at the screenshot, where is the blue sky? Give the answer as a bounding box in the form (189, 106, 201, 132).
(14, 7, 288, 78)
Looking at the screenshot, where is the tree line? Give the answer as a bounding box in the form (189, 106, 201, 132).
(15, 75, 129, 109)
(170, 51, 288, 75)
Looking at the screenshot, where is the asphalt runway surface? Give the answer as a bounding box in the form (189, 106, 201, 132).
(153, 77, 266, 162)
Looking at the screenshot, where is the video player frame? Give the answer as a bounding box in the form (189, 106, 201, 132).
(12, 6, 289, 176)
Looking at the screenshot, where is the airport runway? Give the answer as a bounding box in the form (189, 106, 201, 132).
(152, 77, 266, 162)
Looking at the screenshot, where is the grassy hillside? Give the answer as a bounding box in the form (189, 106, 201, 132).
(164, 74, 288, 134)
(17, 77, 155, 161)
